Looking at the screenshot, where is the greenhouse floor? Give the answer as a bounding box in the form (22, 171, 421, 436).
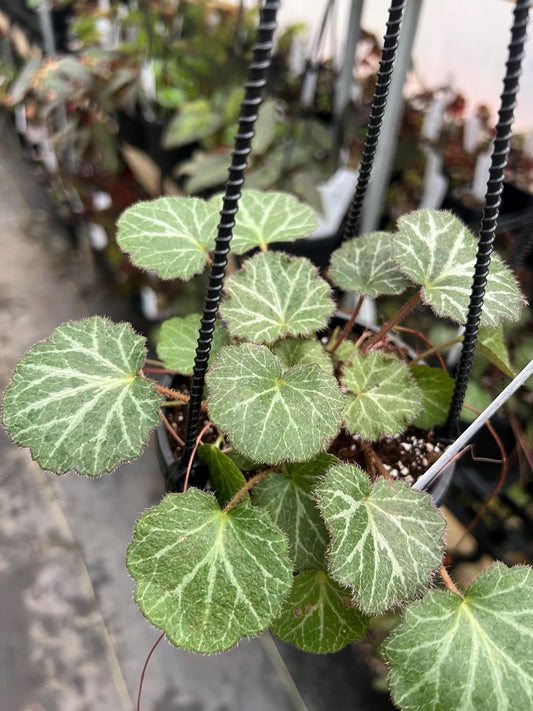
(0, 115, 394, 711)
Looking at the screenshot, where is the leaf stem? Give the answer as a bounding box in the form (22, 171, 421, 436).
(160, 410, 185, 447)
(223, 468, 276, 513)
(155, 384, 208, 412)
(183, 421, 212, 493)
(362, 291, 422, 353)
(137, 632, 165, 711)
(410, 336, 464, 366)
(330, 295, 365, 354)
(439, 565, 463, 597)
(394, 326, 447, 370)
(145, 358, 165, 367)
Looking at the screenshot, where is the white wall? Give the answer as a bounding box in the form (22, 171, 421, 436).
(276, 0, 533, 130)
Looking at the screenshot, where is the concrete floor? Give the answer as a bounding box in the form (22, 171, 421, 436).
(0, 115, 394, 711)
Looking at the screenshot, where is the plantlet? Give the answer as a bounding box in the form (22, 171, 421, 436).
(3, 190, 533, 710)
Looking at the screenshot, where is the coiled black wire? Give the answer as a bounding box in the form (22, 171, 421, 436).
(342, 0, 406, 241)
(444, 0, 530, 437)
(167, 0, 280, 491)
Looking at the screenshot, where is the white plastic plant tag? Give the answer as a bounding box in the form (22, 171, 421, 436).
(92, 190, 112, 211)
(300, 69, 318, 108)
(463, 115, 482, 154)
(87, 222, 108, 250)
(312, 168, 358, 238)
(471, 146, 493, 202)
(140, 61, 156, 101)
(14, 105, 26, 134)
(420, 98, 445, 143)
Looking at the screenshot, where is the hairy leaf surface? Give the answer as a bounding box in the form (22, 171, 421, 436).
(211, 189, 317, 254)
(127, 490, 293, 654)
(221, 252, 334, 343)
(342, 351, 422, 441)
(272, 570, 368, 654)
(116, 197, 219, 280)
(253, 453, 338, 570)
(272, 338, 332, 372)
(2, 317, 161, 476)
(329, 232, 408, 297)
(476, 326, 515, 378)
(157, 314, 229, 374)
(206, 344, 344, 464)
(394, 210, 522, 326)
(385, 563, 533, 711)
(316, 463, 446, 614)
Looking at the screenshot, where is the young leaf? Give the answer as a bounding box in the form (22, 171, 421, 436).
(220, 252, 334, 343)
(385, 563, 533, 711)
(177, 150, 230, 194)
(271, 570, 369, 654)
(2, 317, 161, 476)
(206, 344, 344, 465)
(156, 314, 229, 374)
(394, 210, 523, 327)
(272, 337, 332, 372)
(161, 101, 223, 149)
(476, 326, 515, 378)
(252, 453, 339, 570)
(410, 365, 455, 429)
(211, 190, 317, 254)
(315, 463, 446, 615)
(127, 490, 293, 654)
(329, 232, 408, 297)
(116, 197, 219, 280)
(342, 351, 422, 441)
(197, 443, 247, 508)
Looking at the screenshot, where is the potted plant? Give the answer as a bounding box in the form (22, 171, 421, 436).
(3, 184, 532, 709)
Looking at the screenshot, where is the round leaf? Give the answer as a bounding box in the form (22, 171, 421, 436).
(127, 489, 293, 653)
(342, 351, 422, 441)
(253, 453, 339, 570)
(315, 463, 446, 615)
(116, 197, 219, 280)
(272, 337, 332, 372)
(385, 563, 533, 711)
(211, 189, 318, 254)
(221, 252, 335, 343)
(329, 232, 408, 297)
(157, 314, 229, 375)
(394, 210, 523, 327)
(2, 317, 161, 476)
(272, 570, 369, 654)
(206, 344, 344, 464)
(410, 365, 454, 429)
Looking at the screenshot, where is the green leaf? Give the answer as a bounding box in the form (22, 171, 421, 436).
(271, 570, 368, 654)
(315, 463, 446, 615)
(156, 314, 229, 375)
(329, 232, 408, 297)
(476, 326, 515, 378)
(177, 150, 230, 194)
(394, 210, 523, 327)
(253, 453, 339, 570)
(461, 381, 493, 424)
(251, 99, 278, 156)
(161, 101, 223, 149)
(206, 344, 344, 464)
(385, 563, 533, 711)
(197, 444, 247, 508)
(116, 197, 219, 281)
(272, 337, 332, 372)
(411, 366, 454, 429)
(211, 190, 317, 254)
(221, 252, 334, 343)
(342, 351, 422, 441)
(2, 317, 161, 476)
(127, 489, 293, 653)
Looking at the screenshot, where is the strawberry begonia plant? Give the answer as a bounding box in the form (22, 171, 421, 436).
(3, 189, 533, 710)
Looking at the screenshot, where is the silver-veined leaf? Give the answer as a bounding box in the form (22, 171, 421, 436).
(221, 252, 334, 343)
(211, 189, 317, 254)
(116, 197, 219, 280)
(206, 344, 344, 464)
(272, 337, 332, 372)
(272, 570, 369, 654)
(252, 453, 339, 570)
(342, 351, 422, 441)
(127, 489, 293, 653)
(156, 314, 229, 374)
(315, 463, 446, 615)
(329, 232, 408, 297)
(2, 317, 161, 476)
(385, 563, 533, 711)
